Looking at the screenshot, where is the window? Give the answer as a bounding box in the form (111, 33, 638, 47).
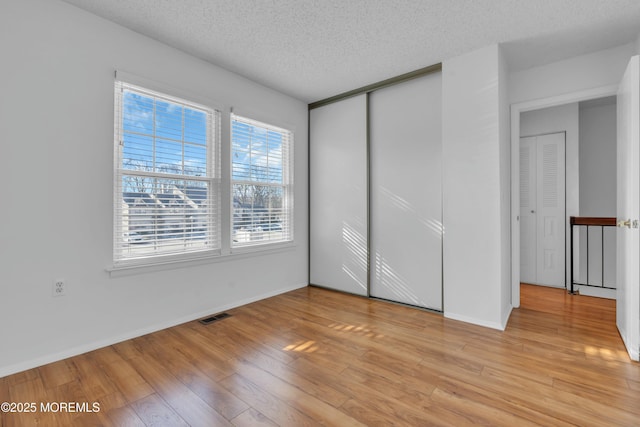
(231, 114, 293, 247)
(114, 81, 220, 263)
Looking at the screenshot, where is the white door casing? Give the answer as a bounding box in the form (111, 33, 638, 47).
(616, 55, 640, 361)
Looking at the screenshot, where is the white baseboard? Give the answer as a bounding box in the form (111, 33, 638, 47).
(501, 304, 513, 330)
(444, 311, 508, 331)
(575, 286, 616, 300)
(0, 283, 307, 379)
(618, 322, 640, 362)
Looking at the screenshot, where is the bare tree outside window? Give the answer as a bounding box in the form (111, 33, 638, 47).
(231, 115, 292, 246)
(114, 81, 220, 262)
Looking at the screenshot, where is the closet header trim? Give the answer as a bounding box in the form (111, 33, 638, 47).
(308, 63, 442, 110)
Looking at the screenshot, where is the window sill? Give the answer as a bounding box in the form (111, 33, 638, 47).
(106, 242, 296, 278)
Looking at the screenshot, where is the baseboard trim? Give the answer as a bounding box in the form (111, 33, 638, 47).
(0, 283, 307, 378)
(574, 286, 616, 300)
(444, 311, 508, 331)
(501, 304, 514, 330)
(618, 325, 640, 362)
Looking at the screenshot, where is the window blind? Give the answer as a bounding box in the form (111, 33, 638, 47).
(114, 81, 220, 262)
(231, 114, 293, 247)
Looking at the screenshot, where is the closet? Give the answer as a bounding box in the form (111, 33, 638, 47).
(519, 132, 566, 287)
(310, 70, 442, 310)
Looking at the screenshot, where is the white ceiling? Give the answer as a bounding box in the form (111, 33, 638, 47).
(61, 0, 640, 103)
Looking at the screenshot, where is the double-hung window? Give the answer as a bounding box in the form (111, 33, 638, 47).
(231, 114, 293, 247)
(114, 81, 220, 263)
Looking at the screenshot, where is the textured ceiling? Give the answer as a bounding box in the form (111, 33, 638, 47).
(60, 0, 640, 103)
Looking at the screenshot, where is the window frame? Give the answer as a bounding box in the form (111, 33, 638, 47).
(113, 80, 221, 267)
(230, 113, 294, 250)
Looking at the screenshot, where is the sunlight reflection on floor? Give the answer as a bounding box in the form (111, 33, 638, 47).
(583, 344, 628, 361)
(283, 340, 319, 353)
(328, 322, 385, 339)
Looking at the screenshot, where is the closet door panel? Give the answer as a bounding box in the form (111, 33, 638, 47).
(369, 73, 442, 310)
(310, 95, 368, 295)
(520, 136, 537, 284)
(536, 132, 566, 286)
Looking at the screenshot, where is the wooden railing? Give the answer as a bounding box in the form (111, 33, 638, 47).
(569, 216, 617, 294)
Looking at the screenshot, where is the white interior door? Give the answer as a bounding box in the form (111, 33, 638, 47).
(520, 133, 566, 287)
(520, 136, 537, 283)
(310, 95, 368, 296)
(616, 55, 640, 361)
(369, 73, 442, 310)
(537, 133, 566, 286)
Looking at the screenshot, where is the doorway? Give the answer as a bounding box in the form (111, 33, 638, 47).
(510, 84, 618, 307)
(514, 96, 618, 295)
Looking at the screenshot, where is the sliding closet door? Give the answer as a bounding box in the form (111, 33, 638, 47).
(369, 73, 442, 310)
(310, 95, 368, 295)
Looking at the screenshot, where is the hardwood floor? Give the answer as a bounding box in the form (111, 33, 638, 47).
(1, 284, 639, 426)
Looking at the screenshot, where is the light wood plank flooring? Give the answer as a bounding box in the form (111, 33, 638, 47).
(1, 284, 639, 426)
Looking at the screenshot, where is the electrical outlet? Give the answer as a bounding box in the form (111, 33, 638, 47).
(53, 279, 66, 297)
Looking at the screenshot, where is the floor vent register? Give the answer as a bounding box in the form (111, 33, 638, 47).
(198, 312, 231, 325)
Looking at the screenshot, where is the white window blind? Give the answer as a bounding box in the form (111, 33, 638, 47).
(114, 81, 220, 263)
(231, 114, 293, 247)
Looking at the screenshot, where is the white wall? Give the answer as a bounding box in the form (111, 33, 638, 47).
(578, 101, 617, 290)
(443, 44, 509, 329)
(520, 103, 580, 288)
(499, 47, 512, 326)
(579, 102, 617, 216)
(509, 43, 635, 105)
(0, 0, 308, 377)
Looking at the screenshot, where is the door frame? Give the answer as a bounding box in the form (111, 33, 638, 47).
(510, 84, 618, 308)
